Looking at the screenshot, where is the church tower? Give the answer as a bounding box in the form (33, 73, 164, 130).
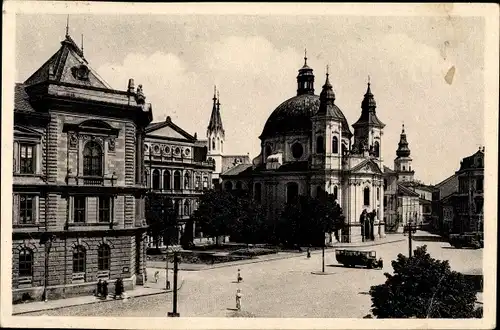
(394, 124, 414, 182)
(352, 80, 385, 167)
(207, 86, 225, 184)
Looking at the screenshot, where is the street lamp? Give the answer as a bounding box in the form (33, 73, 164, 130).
(40, 233, 56, 302)
(167, 246, 181, 317)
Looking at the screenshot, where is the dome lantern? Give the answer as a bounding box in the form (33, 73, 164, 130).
(296, 49, 315, 96)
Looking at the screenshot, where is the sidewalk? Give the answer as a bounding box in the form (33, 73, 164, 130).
(148, 234, 406, 271)
(12, 280, 184, 316)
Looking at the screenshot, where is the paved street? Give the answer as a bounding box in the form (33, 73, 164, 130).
(19, 233, 482, 318)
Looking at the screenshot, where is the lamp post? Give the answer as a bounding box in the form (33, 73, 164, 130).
(40, 233, 56, 302)
(167, 246, 181, 317)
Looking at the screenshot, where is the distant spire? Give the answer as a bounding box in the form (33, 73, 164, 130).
(326, 64, 329, 77)
(213, 85, 217, 101)
(402, 123, 405, 134)
(304, 48, 307, 66)
(217, 90, 220, 107)
(368, 74, 370, 84)
(397, 124, 411, 157)
(66, 15, 69, 37)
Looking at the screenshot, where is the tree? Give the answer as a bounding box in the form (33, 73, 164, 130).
(145, 194, 177, 248)
(369, 245, 481, 318)
(276, 195, 338, 247)
(191, 190, 239, 245)
(231, 196, 268, 246)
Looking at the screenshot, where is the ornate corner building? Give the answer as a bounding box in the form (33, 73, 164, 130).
(12, 33, 152, 302)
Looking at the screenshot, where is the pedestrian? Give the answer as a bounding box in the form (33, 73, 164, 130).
(102, 280, 108, 299)
(237, 269, 243, 283)
(235, 289, 242, 311)
(369, 211, 376, 241)
(306, 247, 311, 258)
(154, 271, 159, 283)
(114, 277, 124, 299)
(96, 279, 103, 297)
(360, 209, 367, 242)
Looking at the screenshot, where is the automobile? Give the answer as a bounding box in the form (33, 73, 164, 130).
(449, 232, 483, 249)
(335, 249, 383, 269)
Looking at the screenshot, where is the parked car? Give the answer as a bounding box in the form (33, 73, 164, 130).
(335, 249, 383, 269)
(449, 232, 483, 249)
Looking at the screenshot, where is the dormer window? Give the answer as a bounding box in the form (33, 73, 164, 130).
(71, 64, 90, 81)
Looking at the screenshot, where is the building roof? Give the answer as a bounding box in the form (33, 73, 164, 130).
(207, 87, 224, 134)
(14, 83, 36, 112)
(434, 174, 457, 188)
(396, 124, 411, 158)
(146, 116, 196, 142)
(221, 163, 253, 176)
(397, 184, 420, 197)
(458, 148, 484, 171)
(383, 165, 396, 173)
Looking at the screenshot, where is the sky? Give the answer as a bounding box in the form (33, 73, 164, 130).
(14, 12, 485, 185)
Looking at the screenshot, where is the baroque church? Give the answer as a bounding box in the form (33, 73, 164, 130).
(221, 55, 387, 242)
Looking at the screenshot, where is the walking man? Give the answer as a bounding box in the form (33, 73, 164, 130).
(237, 269, 243, 283)
(360, 209, 368, 242)
(236, 289, 242, 311)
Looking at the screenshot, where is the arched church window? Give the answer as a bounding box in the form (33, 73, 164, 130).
(212, 139, 215, 150)
(286, 182, 299, 204)
(184, 200, 190, 216)
(163, 170, 171, 190)
(224, 181, 233, 191)
(174, 170, 181, 190)
(316, 136, 324, 154)
(363, 187, 370, 206)
(403, 165, 406, 171)
(208, 138, 211, 151)
(152, 169, 160, 190)
(184, 172, 191, 189)
(332, 137, 339, 154)
(291, 143, 303, 159)
(374, 141, 380, 158)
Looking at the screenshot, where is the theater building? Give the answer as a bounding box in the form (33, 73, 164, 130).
(12, 32, 152, 302)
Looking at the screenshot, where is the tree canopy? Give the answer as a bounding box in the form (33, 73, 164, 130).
(369, 245, 481, 318)
(145, 194, 177, 247)
(276, 194, 342, 247)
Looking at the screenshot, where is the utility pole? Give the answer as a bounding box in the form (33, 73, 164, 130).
(167, 250, 180, 317)
(322, 243, 325, 273)
(408, 222, 413, 258)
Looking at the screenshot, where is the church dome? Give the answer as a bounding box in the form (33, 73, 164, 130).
(260, 94, 319, 139)
(260, 93, 352, 139)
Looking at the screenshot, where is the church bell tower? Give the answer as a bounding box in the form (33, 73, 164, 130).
(207, 86, 225, 186)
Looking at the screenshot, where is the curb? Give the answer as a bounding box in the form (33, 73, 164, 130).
(152, 238, 406, 272)
(12, 280, 185, 316)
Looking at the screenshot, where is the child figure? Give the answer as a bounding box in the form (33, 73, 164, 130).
(306, 247, 311, 258)
(154, 271, 160, 283)
(237, 269, 243, 283)
(235, 289, 242, 311)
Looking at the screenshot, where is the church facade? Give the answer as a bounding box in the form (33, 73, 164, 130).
(221, 57, 387, 242)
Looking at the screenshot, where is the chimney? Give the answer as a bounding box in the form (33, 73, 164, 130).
(128, 79, 135, 93)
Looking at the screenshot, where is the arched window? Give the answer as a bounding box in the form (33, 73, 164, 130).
(19, 248, 33, 277)
(254, 183, 262, 203)
(236, 181, 243, 190)
(152, 169, 160, 190)
(97, 244, 110, 271)
(174, 170, 181, 190)
(363, 187, 370, 206)
(83, 141, 102, 176)
(175, 200, 181, 216)
(286, 182, 299, 204)
(184, 172, 191, 189)
(212, 139, 216, 150)
(72, 246, 86, 274)
(208, 138, 211, 151)
(374, 141, 380, 158)
(403, 165, 406, 171)
(333, 186, 338, 200)
(184, 200, 190, 216)
(163, 170, 171, 190)
(316, 136, 324, 154)
(224, 181, 233, 191)
(332, 136, 339, 154)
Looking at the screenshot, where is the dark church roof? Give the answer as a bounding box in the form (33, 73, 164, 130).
(14, 83, 35, 112)
(352, 83, 385, 129)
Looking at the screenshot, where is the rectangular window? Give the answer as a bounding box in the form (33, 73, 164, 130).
(99, 196, 110, 223)
(19, 195, 34, 224)
(19, 144, 35, 174)
(476, 177, 483, 191)
(74, 196, 86, 223)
